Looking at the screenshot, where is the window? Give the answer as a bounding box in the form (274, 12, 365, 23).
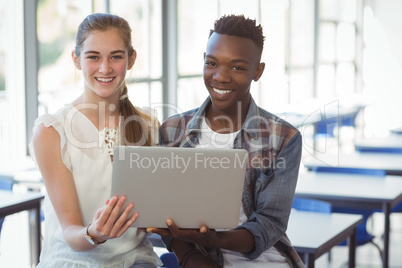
(287, 0, 315, 103)
(36, 0, 164, 121)
(0, 1, 5, 95)
(286, 0, 362, 101)
(0, 0, 26, 165)
(317, 0, 360, 97)
(1, 0, 370, 165)
(176, 0, 287, 112)
(110, 0, 163, 120)
(37, 0, 92, 115)
(0, 0, 7, 164)
(176, 0, 217, 112)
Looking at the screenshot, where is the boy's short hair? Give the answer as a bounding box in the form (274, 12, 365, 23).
(209, 14, 265, 52)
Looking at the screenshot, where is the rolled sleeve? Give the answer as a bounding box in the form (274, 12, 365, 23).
(237, 133, 302, 259)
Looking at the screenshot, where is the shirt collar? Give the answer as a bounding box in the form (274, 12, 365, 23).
(185, 96, 267, 140)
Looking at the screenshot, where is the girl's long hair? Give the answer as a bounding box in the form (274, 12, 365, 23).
(75, 13, 154, 146)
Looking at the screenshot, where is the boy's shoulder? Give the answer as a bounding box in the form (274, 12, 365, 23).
(256, 106, 299, 133)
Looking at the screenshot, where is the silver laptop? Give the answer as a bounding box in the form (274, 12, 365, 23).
(111, 146, 248, 229)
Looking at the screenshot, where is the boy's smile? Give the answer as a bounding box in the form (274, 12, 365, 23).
(203, 33, 265, 127)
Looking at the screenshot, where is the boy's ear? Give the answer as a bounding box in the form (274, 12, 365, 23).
(253, 62, 265, 82)
(72, 51, 81, 70)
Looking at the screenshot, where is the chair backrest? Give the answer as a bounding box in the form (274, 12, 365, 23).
(332, 206, 376, 246)
(312, 166, 386, 177)
(342, 106, 363, 128)
(315, 117, 338, 138)
(355, 147, 402, 154)
(292, 198, 331, 214)
(160, 252, 180, 268)
(0, 178, 14, 234)
(0, 179, 13, 191)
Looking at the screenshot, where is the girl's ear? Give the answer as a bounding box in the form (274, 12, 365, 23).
(72, 51, 81, 70)
(253, 62, 265, 82)
(127, 49, 137, 70)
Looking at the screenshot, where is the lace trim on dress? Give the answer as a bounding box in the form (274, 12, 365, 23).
(99, 127, 118, 156)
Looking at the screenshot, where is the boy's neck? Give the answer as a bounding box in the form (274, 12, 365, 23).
(205, 100, 250, 134)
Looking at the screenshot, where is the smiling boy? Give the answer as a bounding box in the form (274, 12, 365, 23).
(150, 15, 304, 267)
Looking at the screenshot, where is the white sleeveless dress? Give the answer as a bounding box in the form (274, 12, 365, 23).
(29, 103, 162, 268)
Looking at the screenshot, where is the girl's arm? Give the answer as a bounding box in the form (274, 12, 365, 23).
(33, 123, 137, 251)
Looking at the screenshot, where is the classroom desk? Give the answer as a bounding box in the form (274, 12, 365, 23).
(0, 190, 44, 266)
(148, 211, 363, 268)
(354, 135, 402, 153)
(295, 172, 402, 268)
(276, 97, 365, 129)
(287, 211, 362, 268)
(304, 152, 402, 176)
(279, 105, 361, 129)
(0, 165, 43, 192)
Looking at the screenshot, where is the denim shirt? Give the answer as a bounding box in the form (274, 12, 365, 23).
(159, 97, 304, 267)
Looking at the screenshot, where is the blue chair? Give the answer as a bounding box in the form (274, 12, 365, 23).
(148, 233, 179, 268)
(311, 166, 386, 177)
(332, 207, 381, 249)
(0, 179, 14, 235)
(356, 146, 402, 154)
(314, 107, 362, 139)
(160, 252, 180, 268)
(292, 197, 331, 214)
(314, 117, 338, 139)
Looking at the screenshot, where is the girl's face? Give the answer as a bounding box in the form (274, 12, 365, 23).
(73, 28, 136, 101)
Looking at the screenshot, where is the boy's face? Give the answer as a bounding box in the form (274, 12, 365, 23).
(203, 33, 264, 114)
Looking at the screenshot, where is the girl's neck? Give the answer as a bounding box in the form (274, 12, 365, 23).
(75, 90, 120, 113)
(72, 93, 121, 130)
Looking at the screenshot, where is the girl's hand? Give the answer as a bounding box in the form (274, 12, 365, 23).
(88, 195, 138, 242)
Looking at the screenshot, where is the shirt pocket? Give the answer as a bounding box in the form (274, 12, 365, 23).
(254, 167, 274, 194)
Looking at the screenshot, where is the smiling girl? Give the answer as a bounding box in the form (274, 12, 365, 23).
(30, 13, 161, 268)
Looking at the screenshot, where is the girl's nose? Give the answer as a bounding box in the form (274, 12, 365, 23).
(99, 60, 111, 74)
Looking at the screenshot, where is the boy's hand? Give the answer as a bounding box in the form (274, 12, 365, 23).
(146, 219, 217, 248)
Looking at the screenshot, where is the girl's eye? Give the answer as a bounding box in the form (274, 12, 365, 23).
(112, 55, 123, 60)
(88, 56, 99, 60)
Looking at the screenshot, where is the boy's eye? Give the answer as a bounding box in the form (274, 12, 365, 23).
(88, 55, 99, 60)
(205, 61, 216, 67)
(232, 66, 245, 71)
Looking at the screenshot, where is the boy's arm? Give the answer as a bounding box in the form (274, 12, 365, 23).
(148, 219, 254, 252)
